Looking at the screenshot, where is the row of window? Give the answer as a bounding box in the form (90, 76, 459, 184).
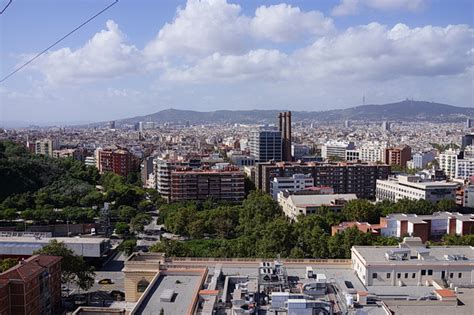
(373, 270, 463, 280)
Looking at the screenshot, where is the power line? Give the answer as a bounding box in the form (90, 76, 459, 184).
(0, 0, 13, 14)
(0, 0, 119, 83)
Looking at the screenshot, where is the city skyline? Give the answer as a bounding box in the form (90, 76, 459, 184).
(0, 0, 473, 123)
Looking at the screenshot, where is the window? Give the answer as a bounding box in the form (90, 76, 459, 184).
(397, 273, 401, 279)
(459, 273, 462, 278)
(412, 273, 416, 279)
(421, 270, 426, 276)
(405, 273, 408, 279)
(428, 270, 433, 276)
(137, 279, 150, 293)
(387, 273, 391, 279)
(450, 273, 454, 279)
(372, 273, 378, 279)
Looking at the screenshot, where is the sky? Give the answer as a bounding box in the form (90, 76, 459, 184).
(0, 0, 473, 124)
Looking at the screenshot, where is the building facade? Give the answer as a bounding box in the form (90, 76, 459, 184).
(0, 255, 62, 315)
(352, 237, 474, 287)
(256, 161, 390, 200)
(98, 148, 135, 176)
(320, 141, 355, 160)
(249, 127, 282, 163)
(376, 175, 458, 203)
(385, 145, 412, 168)
(170, 167, 245, 202)
(279, 111, 292, 162)
(270, 174, 314, 200)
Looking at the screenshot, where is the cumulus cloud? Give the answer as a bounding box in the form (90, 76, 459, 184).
(161, 23, 473, 83)
(144, 0, 333, 59)
(34, 20, 142, 84)
(144, 0, 249, 58)
(332, 0, 426, 16)
(250, 4, 334, 42)
(162, 49, 288, 82)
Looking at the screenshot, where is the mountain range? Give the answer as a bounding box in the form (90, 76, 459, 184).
(112, 100, 473, 126)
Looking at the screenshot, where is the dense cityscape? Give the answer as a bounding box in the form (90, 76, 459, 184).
(1, 0, 473, 315)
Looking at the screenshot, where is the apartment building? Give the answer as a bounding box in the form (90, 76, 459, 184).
(352, 237, 474, 287)
(438, 149, 458, 179)
(35, 138, 59, 157)
(270, 173, 314, 200)
(385, 145, 412, 168)
(380, 212, 474, 242)
(170, 167, 245, 202)
(256, 161, 390, 199)
(98, 148, 136, 177)
(412, 150, 436, 169)
(359, 142, 386, 163)
(155, 159, 192, 201)
(376, 175, 458, 203)
(0, 255, 62, 315)
(278, 190, 357, 220)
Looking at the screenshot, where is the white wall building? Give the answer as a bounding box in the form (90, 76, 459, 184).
(320, 141, 355, 160)
(376, 175, 458, 203)
(358, 142, 386, 163)
(270, 174, 314, 200)
(351, 237, 474, 287)
(438, 149, 458, 179)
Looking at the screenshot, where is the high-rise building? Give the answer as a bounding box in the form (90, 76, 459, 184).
(140, 156, 154, 187)
(170, 167, 245, 202)
(462, 134, 474, 149)
(381, 121, 390, 132)
(108, 120, 116, 129)
(412, 151, 436, 169)
(249, 127, 282, 162)
(255, 161, 390, 199)
(438, 149, 458, 179)
(467, 118, 473, 129)
(344, 120, 351, 128)
(358, 142, 387, 163)
(279, 111, 292, 161)
(385, 145, 412, 168)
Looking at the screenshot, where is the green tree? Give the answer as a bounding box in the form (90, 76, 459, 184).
(34, 240, 95, 291)
(342, 199, 381, 224)
(115, 222, 130, 235)
(0, 258, 18, 272)
(436, 199, 456, 212)
(130, 213, 152, 232)
(119, 239, 137, 256)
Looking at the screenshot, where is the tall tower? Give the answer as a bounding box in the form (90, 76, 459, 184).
(279, 111, 292, 161)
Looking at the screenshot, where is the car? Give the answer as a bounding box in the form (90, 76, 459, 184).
(98, 278, 114, 285)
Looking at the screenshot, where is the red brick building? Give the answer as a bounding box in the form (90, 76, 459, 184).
(98, 148, 136, 177)
(0, 255, 62, 315)
(385, 145, 412, 168)
(170, 167, 245, 202)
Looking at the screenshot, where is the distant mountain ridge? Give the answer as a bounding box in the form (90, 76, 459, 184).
(109, 100, 474, 126)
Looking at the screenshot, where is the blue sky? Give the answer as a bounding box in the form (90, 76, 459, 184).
(0, 0, 473, 123)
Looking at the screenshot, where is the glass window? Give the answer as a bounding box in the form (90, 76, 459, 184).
(386, 273, 391, 279)
(404, 273, 408, 279)
(428, 270, 433, 276)
(421, 270, 426, 276)
(458, 273, 462, 278)
(397, 273, 401, 279)
(372, 273, 377, 279)
(412, 273, 416, 278)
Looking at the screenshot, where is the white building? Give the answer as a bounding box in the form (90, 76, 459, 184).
(358, 142, 386, 163)
(351, 237, 474, 287)
(278, 191, 357, 220)
(320, 141, 355, 160)
(412, 151, 436, 169)
(291, 144, 310, 160)
(456, 158, 474, 179)
(376, 175, 458, 203)
(345, 149, 360, 162)
(438, 149, 458, 179)
(270, 174, 314, 200)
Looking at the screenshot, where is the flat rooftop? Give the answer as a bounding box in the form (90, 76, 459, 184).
(353, 245, 474, 264)
(0, 236, 108, 244)
(133, 274, 201, 315)
(286, 193, 358, 207)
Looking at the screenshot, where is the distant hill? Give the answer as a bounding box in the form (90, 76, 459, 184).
(105, 100, 474, 126)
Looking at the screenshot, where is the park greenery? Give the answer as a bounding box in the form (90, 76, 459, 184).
(150, 191, 465, 259)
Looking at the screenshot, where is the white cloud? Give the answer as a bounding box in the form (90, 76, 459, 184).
(162, 49, 288, 82)
(34, 20, 141, 84)
(332, 0, 426, 16)
(144, 0, 333, 59)
(250, 4, 334, 42)
(144, 0, 250, 58)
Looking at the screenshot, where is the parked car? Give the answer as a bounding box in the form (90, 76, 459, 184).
(98, 278, 114, 285)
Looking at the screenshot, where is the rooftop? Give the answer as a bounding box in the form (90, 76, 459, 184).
(285, 193, 358, 207)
